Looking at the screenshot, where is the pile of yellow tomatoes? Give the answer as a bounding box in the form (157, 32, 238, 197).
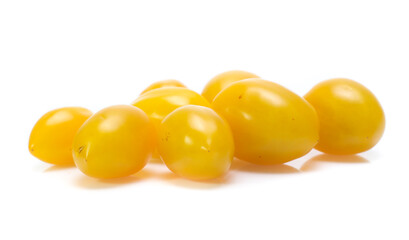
(29, 71, 385, 181)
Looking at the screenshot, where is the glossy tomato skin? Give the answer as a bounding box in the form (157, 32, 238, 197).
(158, 105, 234, 181)
(202, 70, 259, 103)
(132, 87, 210, 130)
(72, 105, 154, 178)
(140, 80, 186, 95)
(304, 78, 385, 155)
(212, 79, 319, 165)
(134, 87, 210, 160)
(29, 107, 92, 165)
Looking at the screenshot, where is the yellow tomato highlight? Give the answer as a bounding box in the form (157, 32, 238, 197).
(29, 107, 92, 165)
(72, 105, 154, 178)
(158, 105, 234, 181)
(140, 79, 186, 95)
(212, 79, 319, 165)
(202, 70, 259, 103)
(304, 78, 385, 155)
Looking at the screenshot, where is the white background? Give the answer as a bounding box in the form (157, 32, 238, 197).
(1, 1, 408, 239)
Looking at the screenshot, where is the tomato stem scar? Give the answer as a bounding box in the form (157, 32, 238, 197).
(78, 145, 85, 154)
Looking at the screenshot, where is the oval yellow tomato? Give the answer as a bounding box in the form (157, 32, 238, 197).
(304, 78, 385, 154)
(132, 87, 210, 160)
(158, 105, 234, 180)
(72, 105, 154, 178)
(29, 107, 92, 165)
(132, 87, 210, 130)
(202, 70, 259, 103)
(140, 79, 186, 95)
(212, 79, 319, 165)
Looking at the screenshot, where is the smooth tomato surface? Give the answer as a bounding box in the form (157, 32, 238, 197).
(212, 79, 319, 164)
(132, 87, 210, 160)
(158, 105, 234, 180)
(132, 87, 210, 130)
(140, 79, 186, 95)
(72, 105, 154, 178)
(29, 107, 92, 165)
(304, 78, 385, 154)
(202, 70, 259, 103)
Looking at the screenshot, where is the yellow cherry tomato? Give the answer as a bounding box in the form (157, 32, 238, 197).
(29, 107, 92, 165)
(132, 87, 210, 160)
(202, 70, 259, 103)
(140, 79, 187, 95)
(132, 87, 210, 130)
(158, 105, 234, 181)
(304, 78, 385, 155)
(212, 79, 319, 165)
(72, 105, 154, 178)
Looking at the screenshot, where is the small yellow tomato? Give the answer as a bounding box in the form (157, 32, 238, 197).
(212, 79, 319, 165)
(132, 87, 210, 160)
(72, 105, 154, 178)
(29, 107, 92, 165)
(132, 87, 210, 130)
(202, 70, 259, 102)
(304, 78, 385, 155)
(158, 105, 234, 181)
(140, 79, 187, 95)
